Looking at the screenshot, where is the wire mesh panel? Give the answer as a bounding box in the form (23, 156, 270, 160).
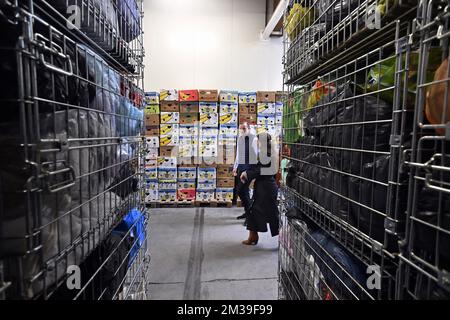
(397, 0, 450, 300)
(0, 0, 147, 300)
(279, 188, 377, 300)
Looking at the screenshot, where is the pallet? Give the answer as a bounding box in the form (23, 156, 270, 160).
(177, 200, 196, 207)
(195, 200, 218, 207)
(216, 201, 233, 208)
(147, 200, 233, 208)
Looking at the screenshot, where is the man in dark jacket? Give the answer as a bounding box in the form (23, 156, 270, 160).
(233, 123, 258, 220)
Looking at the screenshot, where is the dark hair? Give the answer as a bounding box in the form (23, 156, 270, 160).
(257, 132, 273, 158)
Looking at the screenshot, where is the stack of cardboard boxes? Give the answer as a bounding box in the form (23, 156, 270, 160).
(144, 92, 160, 203)
(144, 89, 282, 205)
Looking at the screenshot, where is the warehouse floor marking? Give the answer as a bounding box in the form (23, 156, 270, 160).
(183, 208, 205, 299)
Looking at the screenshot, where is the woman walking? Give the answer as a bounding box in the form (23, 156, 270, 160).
(240, 132, 280, 245)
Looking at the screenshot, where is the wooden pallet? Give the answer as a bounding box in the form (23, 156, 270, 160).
(194, 200, 218, 207)
(216, 201, 233, 208)
(177, 200, 196, 207)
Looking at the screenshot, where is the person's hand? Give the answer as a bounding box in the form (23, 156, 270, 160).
(233, 168, 238, 177)
(240, 172, 248, 184)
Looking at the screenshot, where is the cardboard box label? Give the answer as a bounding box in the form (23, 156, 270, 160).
(145, 92, 159, 104)
(257, 91, 276, 103)
(160, 134, 179, 147)
(180, 102, 199, 113)
(239, 104, 257, 115)
(220, 102, 238, 114)
(199, 112, 219, 127)
(160, 101, 179, 112)
(157, 156, 177, 168)
(180, 113, 198, 124)
(196, 189, 215, 202)
(179, 90, 199, 102)
(257, 103, 276, 114)
(178, 189, 196, 201)
(180, 124, 199, 136)
(160, 124, 179, 136)
(199, 90, 219, 102)
(160, 89, 178, 101)
(219, 90, 239, 103)
(257, 115, 276, 126)
(161, 112, 180, 124)
(199, 102, 218, 113)
(220, 113, 238, 125)
(158, 168, 177, 180)
(178, 180, 196, 189)
(239, 92, 257, 104)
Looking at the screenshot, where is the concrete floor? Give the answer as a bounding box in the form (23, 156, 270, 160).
(148, 207, 279, 300)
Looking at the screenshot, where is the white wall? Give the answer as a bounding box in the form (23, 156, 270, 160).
(143, 0, 283, 92)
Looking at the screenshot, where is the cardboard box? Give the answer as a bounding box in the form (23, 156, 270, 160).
(178, 180, 196, 189)
(145, 155, 157, 167)
(145, 104, 160, 114)
(145, 92, 159, 104)
(196, 189, 215, 202)
(160, 101, 179, 112)
(160, 124, 179, 136)
(219, 113, 238, 125)
(199, 145, 218, 158)
(199, 112, 219, 127)
(257, 103, 276, 115)
(201, 128, 219, 137)
(146, 126, 160, 136)
(256, 125, 280, 136)
(179, 145, 198, 157)
(157, 156, 177, 168)
(145, 189, 159, 203)
(239, 104, 257, 115)
(180, 102, 199, 113)
(147, 148, 159, 158)
(219, 135, 237, 146)
(146, 136, 159, 149)
(200, 135, 218, 145)
(178, 167, 197, 180)
(257, 91, 276, 103)
(199, 89, 219, 102)
(217, 145, 236, 165)
(179, 90, 199, 102)
(198, 167, 217, 181)
(160, 89, 178, 102)
(276, 102, 284, 113)
(257, 114, 276, 126)
(178, 189, 196, 201)
(144, 167, 158, 180)
(160, 134, 179, 147)
(144, 179, 158, 191)
(160, 112, 180, 124)
(145, 114, 160, 126)
(217, 165, 234, 178)
(159, 190, 177, 202)
(158, 168, 177, 180)
(180, 113, 198, 125)
(159, 180, 178, 190)
(198, 180, 216, 189)
(239, 114, 257, 125)
(219, 124, 238, 136)
(219, 90, 239, 103)
(199, 102, 218, 113)
(276, 91, 287, 103)
(239, 92, 257, 104)
(220, 102, 238, 114)
(179, 136, 196, 145)
(180, 124, 199, 137)
(217, 177, 235, 188)
(160, 146, 178, 157)
(216, 188, 234, 202)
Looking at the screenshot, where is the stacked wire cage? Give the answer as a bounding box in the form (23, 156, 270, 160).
(0, 0, 149, 300)
(280, 0, 418, 300)
(396, 0, 450, 300)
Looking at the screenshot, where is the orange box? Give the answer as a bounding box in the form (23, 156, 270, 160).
(179, 90, 199, 102)
(178, 189, 196, 201)
(199, 89, 219, 102)
(145, 114, 159, 126)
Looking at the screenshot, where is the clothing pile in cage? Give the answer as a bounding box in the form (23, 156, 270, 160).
(0, 0, 148, 300)
(281, 0, 450, 300)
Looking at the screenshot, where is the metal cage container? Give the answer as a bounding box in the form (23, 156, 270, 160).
(397, 0, 450, 300)
(0, 0, 148, 300)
